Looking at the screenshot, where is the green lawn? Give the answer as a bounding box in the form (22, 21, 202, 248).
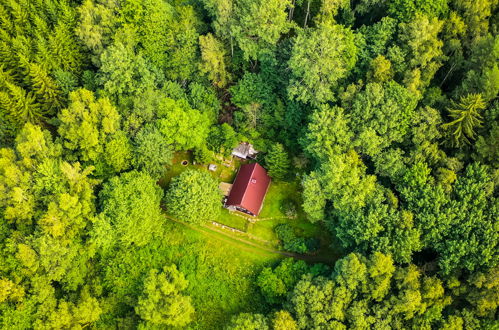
(217, 209, 248, 231)
(248, 181, 321, 241)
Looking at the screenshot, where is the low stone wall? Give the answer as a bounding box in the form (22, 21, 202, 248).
(211, 221, 245, 234)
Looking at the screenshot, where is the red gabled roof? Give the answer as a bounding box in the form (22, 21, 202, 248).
(226, 163, 271, 216)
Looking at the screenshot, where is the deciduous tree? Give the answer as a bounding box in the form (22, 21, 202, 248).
(97, 170, 163, 248)
(135, 265, 194, 327)
(164, 169, 221, 224)
(288, 22, 358, 104)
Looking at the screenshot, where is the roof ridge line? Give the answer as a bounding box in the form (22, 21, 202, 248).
(239, 163, 257, 208)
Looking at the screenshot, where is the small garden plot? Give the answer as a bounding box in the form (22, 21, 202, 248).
(158, 151, 241, 189)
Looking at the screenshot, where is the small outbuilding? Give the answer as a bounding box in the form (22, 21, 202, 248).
(232, 142, 258, 160)
(225, 163, 271, 216)
(208, 164, 217, 171)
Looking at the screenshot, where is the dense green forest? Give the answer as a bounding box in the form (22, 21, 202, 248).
(0, 0, 498, 328)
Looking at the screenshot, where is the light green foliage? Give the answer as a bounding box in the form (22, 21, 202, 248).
(443, 93, 486, 146)
(304, 105, 353, 160)
(199, 33, 232, 87)
(98, 42, 157, 106)
(289, 253, 451, 329)
(76, 0, 119, 60)
(0, 278, 24, 303)
(97, 170, 163, 248)
(398, 14, 445, 96)
(57, 89, 129, 176)
(57, 89, 120, 161)
(316, 0, 351, 23)
(270, 310, 298, 330)
(466, 266, 499, 317)
(34, 288, 102, 329)
(164, 169, 222, 224)
(349, 81, 418, 155)
(388, 0, 449, 21)
(453, 0, 497, 42)
(1, 0, 498, 328)
(133, 126, 173, 179)
(156, 98, 210, 151)
(231, 0, 292, 60)
(310, 150, 377, 213)
(288, 22, 358, 104)
(0, 123, 99, 304)
(301, 172, 327, 223)
(264, 143, 290, 180)
(367, 55, 393, 83)
(226, 313, 269, 330)
(135, 265, 194, 327)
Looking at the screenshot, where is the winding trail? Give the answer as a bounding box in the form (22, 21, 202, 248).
(164, 215, 336, 264)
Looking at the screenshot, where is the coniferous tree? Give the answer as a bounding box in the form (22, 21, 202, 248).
(443, 93, 486, 146)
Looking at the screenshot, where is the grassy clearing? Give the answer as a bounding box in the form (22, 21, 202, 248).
(160, 220, 281, 328)
(159, 152, 341, 262)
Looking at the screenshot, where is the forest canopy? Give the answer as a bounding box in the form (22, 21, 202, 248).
(0, 0, 498, 328)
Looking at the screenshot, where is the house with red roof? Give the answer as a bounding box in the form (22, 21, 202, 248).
(225, 163, 271, 216)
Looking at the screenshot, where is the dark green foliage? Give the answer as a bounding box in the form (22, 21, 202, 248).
(133, 126, 173, 179)
(164, 169, 222, 224)
(400, 162, 498, 274)
(207, 123, 239, 156)
(188, 82, 221, 124)
(193, 146, 213, 164)
(264, 143, 290, 180)
(257, 258, 309, 304)
(0, 0, 83, 141)
(274, 224, 310, 254)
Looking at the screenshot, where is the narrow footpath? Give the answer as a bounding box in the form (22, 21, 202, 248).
(164, 215, 336, 264)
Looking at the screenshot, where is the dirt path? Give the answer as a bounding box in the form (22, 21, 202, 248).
(164, 215, 336, 264)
